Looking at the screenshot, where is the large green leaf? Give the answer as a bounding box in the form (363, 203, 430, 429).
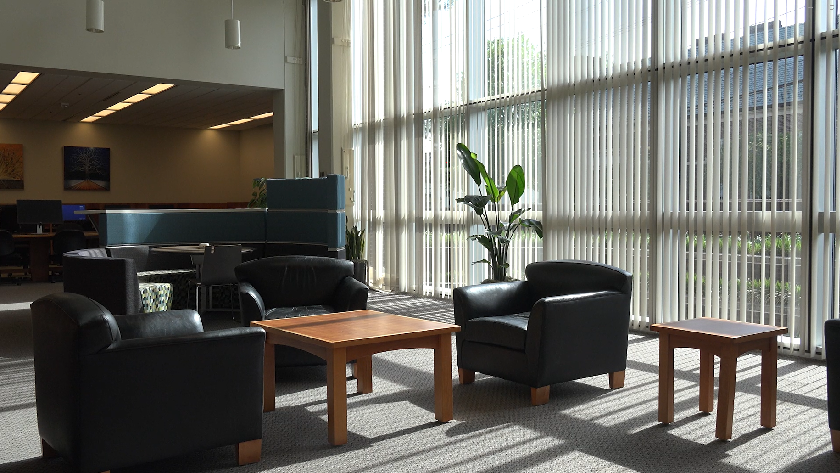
(471, 259, 492, 266)
(479, 162, 501, 202)
(468, 234, 496, 253)
(456, 195, 491, 215)
(456, 143, 482, 186)
(506, 165, 525, 205)
(509, 208, 527, 223)
(520, 219, 544, 238)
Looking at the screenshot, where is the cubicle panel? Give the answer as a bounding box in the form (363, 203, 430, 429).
(100, 210, 266, 246)
(266, 175, 345, 211)
(265, 210, 345, 249)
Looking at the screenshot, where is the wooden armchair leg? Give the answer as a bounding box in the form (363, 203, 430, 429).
(41, 438, 59, 459)
(236, 439, 261, 465)
(531, 386, 550, 406)
(608, 370, 625, 389)
(832, 430, 840, 453)
(458, 368, 475, 385)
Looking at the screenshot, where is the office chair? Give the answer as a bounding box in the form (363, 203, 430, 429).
(50, 230, 87, 282)
(195, 245, 242, 315)
(0, 230, 24, 285)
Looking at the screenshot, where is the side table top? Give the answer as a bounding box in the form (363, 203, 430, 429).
(252, 310, 460, 348)
(651, 317, 787, 340)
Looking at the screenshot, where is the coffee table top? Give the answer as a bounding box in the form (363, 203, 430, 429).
(251, 310, 460, 348)
(651, 317, 787, 340)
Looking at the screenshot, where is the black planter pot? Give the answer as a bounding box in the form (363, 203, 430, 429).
(351, 259, 369, 286)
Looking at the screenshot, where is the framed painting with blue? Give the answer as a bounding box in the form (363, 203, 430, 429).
(0, 143, 24, 189)
(63, 146, 110, 191)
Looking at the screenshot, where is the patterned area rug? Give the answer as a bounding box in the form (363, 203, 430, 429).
(1, 285, 839, 472)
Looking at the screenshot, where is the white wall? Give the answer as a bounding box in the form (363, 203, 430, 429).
(0, 0, 285, 89)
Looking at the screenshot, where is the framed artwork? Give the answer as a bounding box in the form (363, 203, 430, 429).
(63, 146, 110, 191)
(0, 143, 24, 189)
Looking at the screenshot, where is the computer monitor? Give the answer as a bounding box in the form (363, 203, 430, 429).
(16, 200, 63, 233)
(62, 204, 86, 221)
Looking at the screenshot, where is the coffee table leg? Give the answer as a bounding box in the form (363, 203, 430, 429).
(326, 347, 348, 446)
(760, 339, 778, 428)
(434, 333, 454, 422)
(356, 355, 373, 394)
(699, 349, 714, 413)
(263, 342, 275, 412)
(658, 333, 675, 423)
(716, 346, 738, 440)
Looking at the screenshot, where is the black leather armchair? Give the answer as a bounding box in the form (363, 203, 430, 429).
(31, 293, 265, 473)
(826, 319, 840, 452)
(453, 260, 633, 405)
(63, 248, 143, 315)
(235, 255, 368, 366)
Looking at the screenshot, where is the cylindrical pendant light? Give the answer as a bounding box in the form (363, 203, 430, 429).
(225, 0, 241, 50)
(86, 0, 104, 33)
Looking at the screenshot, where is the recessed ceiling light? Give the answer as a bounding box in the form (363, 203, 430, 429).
(11, 72, 39, 85)
(208, 111, 273, 129)
(142, 84, 174, 95)
(0, 104, 5, 111)
(2, 84, 25, 95)
(124, 93, 150, 103)
(0, 94, 14, 103)
(81, 83, 175, 123)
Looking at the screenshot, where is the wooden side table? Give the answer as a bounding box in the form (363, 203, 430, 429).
(650, 317, 787, 440)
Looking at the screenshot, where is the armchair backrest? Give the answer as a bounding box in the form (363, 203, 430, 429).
(63, 252, 142, 315)
(31, 293, 121, 458)
(525, 260, 633, 304)
(0, 230, 14, 257)
(235, 255, 354, 309)
(52, 230, 87, 264)
(107, 245, 151, 272)
(201, 245, 242, 285)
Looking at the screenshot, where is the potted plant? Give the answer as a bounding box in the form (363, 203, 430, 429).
(345, 218, 368, 286)
(456, 142, 543, 282)
(248, 178, 267, 208)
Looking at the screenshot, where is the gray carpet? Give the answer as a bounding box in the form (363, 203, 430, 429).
(1, 284, 839, 472)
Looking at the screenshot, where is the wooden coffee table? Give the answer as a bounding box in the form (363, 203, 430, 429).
(252, 310, 460, 446)
(651, 317, 787, 440)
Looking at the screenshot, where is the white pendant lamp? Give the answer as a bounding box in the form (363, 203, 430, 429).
(86, 0, 104, 33)
(225, 0, 241, 50)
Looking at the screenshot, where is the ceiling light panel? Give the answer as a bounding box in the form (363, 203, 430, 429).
(0, 71, 39, 112)
(208, 112, 273, 130)
(81, 83, 174, 123)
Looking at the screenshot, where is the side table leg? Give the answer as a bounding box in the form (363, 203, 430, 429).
(760, 339, 778, 428)
(699, 349, 714, 413)
(658, 333, 675, 423)
(716, 347, 738, 440)
(263, 342, 275, 412)
(356, 355, 373, 394)
(326, 347, 348, 446)
(434, 333, 454, 422)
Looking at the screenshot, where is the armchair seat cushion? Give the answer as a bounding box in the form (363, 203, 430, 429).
(266, 304, 336, 320)
(463, 312, 530, 351)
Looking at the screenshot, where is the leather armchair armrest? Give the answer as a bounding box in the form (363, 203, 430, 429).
(453, 281, 531, 326)
(115, 310, 203, 340)
(78, 328, 266, 463)
(238, 282, 266, 326)
(826, 319, 840, 430)
(333, 276, 369, 311)
(525, 290, 631, 368)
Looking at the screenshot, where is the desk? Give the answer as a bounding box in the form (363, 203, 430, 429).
(12, 232, 98, 282)
(650, 317, 787, 440)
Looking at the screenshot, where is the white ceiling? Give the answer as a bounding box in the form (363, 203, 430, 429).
(0, 68, 275, 131)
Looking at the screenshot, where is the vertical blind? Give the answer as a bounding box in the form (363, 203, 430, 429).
(349, 0, 840, 357)
(351, 0, 544, 296)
